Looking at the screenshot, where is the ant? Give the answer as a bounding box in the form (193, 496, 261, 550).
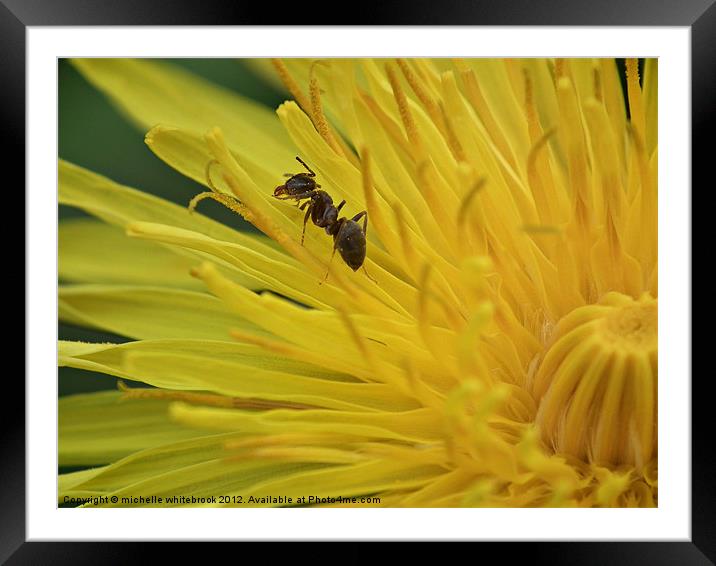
(274, 157, 374, 283)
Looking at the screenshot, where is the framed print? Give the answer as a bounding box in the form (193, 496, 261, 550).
(11, 0, 705, 562)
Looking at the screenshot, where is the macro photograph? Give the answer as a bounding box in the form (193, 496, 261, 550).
(57, 57, 658, 509)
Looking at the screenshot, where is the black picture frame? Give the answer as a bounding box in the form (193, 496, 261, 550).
(10, 1, 704, 562)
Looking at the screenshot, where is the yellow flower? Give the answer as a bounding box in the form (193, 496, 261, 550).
(59, 57, 657, 508)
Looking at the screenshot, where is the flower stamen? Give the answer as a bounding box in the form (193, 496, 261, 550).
(308, 62, 348, 160)
(396, 58, 465, 162)
(358, 90, 413, 156)
(204, 158, 222, 193)
(625, 58, 646, 146)
(117, 380, 314, 410)
(386, 63, 426, 162)
(188, 190, 245, 216)
(270, 58, 313, 119)
(456, 177, 487, 256)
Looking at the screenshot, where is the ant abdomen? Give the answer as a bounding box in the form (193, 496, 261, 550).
(334, 218, 367, 271)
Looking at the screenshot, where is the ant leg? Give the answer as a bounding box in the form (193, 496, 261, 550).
(352, 210, 368, 237)
(292, 190, 319, 209)
(205, 159, 222, 193)
(319, 245, 338, 285)
(295, 156, 316, 177)
(362, 265, 378, 284)
(300, 202, 313, 245)
(335, 200, 346, 214)
(349, 211, 376, 284)
(320, 221, 346, 285)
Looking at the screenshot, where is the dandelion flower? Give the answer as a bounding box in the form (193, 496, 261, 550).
(59, 57, 657, 508)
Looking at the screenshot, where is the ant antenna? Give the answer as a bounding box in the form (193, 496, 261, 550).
(295, 156, 316, 177)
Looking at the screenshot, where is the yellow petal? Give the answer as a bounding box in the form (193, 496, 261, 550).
(59, 467, 106, 499)
(642, 58, 658, 158)
(144, 124, 299, 205)
(59, 285, 263, 340)
(192, 262, 455, 391)
(60, 218, 205, 290)
(59, 159, 288, 288)
(598, 59, 628, 172)
(240, 459, 444, 506)
(460, 59, 530, 161)
(70, 58, 296, 171)
(170, 402, 443, 444)
(59, 391, 210, 466)
(127, 220, 336, 310)
(60, 338, 343, 378)
(59, 340, 418, 413)
(60, 432, 326, 506)
(60, 159, 276, 251)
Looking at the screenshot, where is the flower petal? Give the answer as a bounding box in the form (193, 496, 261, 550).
(70, 58, 296, 171)
(60, 218, 205, 290)
(60, 159, 274, 250)
(642, 58, 658, 158)
(239, 459, 444, 506)
(60, 338, 342, 376)
(192, 262, 456, 390)
(58, 339, 419, 412)
(59, 285, 264, 340)
(59, 159, 287, 287)
(127, 220, 335, 310)
(144, 124, 298, 204)
(60, 432, 328, 506)
(171, 402, 443, 444)
(460, 59, 531, 161)
(59, 391, 211, 466)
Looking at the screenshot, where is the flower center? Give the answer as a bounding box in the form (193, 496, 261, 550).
(531, 293, 657, 469)
(601, 301, 657, 352)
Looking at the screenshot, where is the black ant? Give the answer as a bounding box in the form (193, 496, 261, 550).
(274, 157, 374, 283)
